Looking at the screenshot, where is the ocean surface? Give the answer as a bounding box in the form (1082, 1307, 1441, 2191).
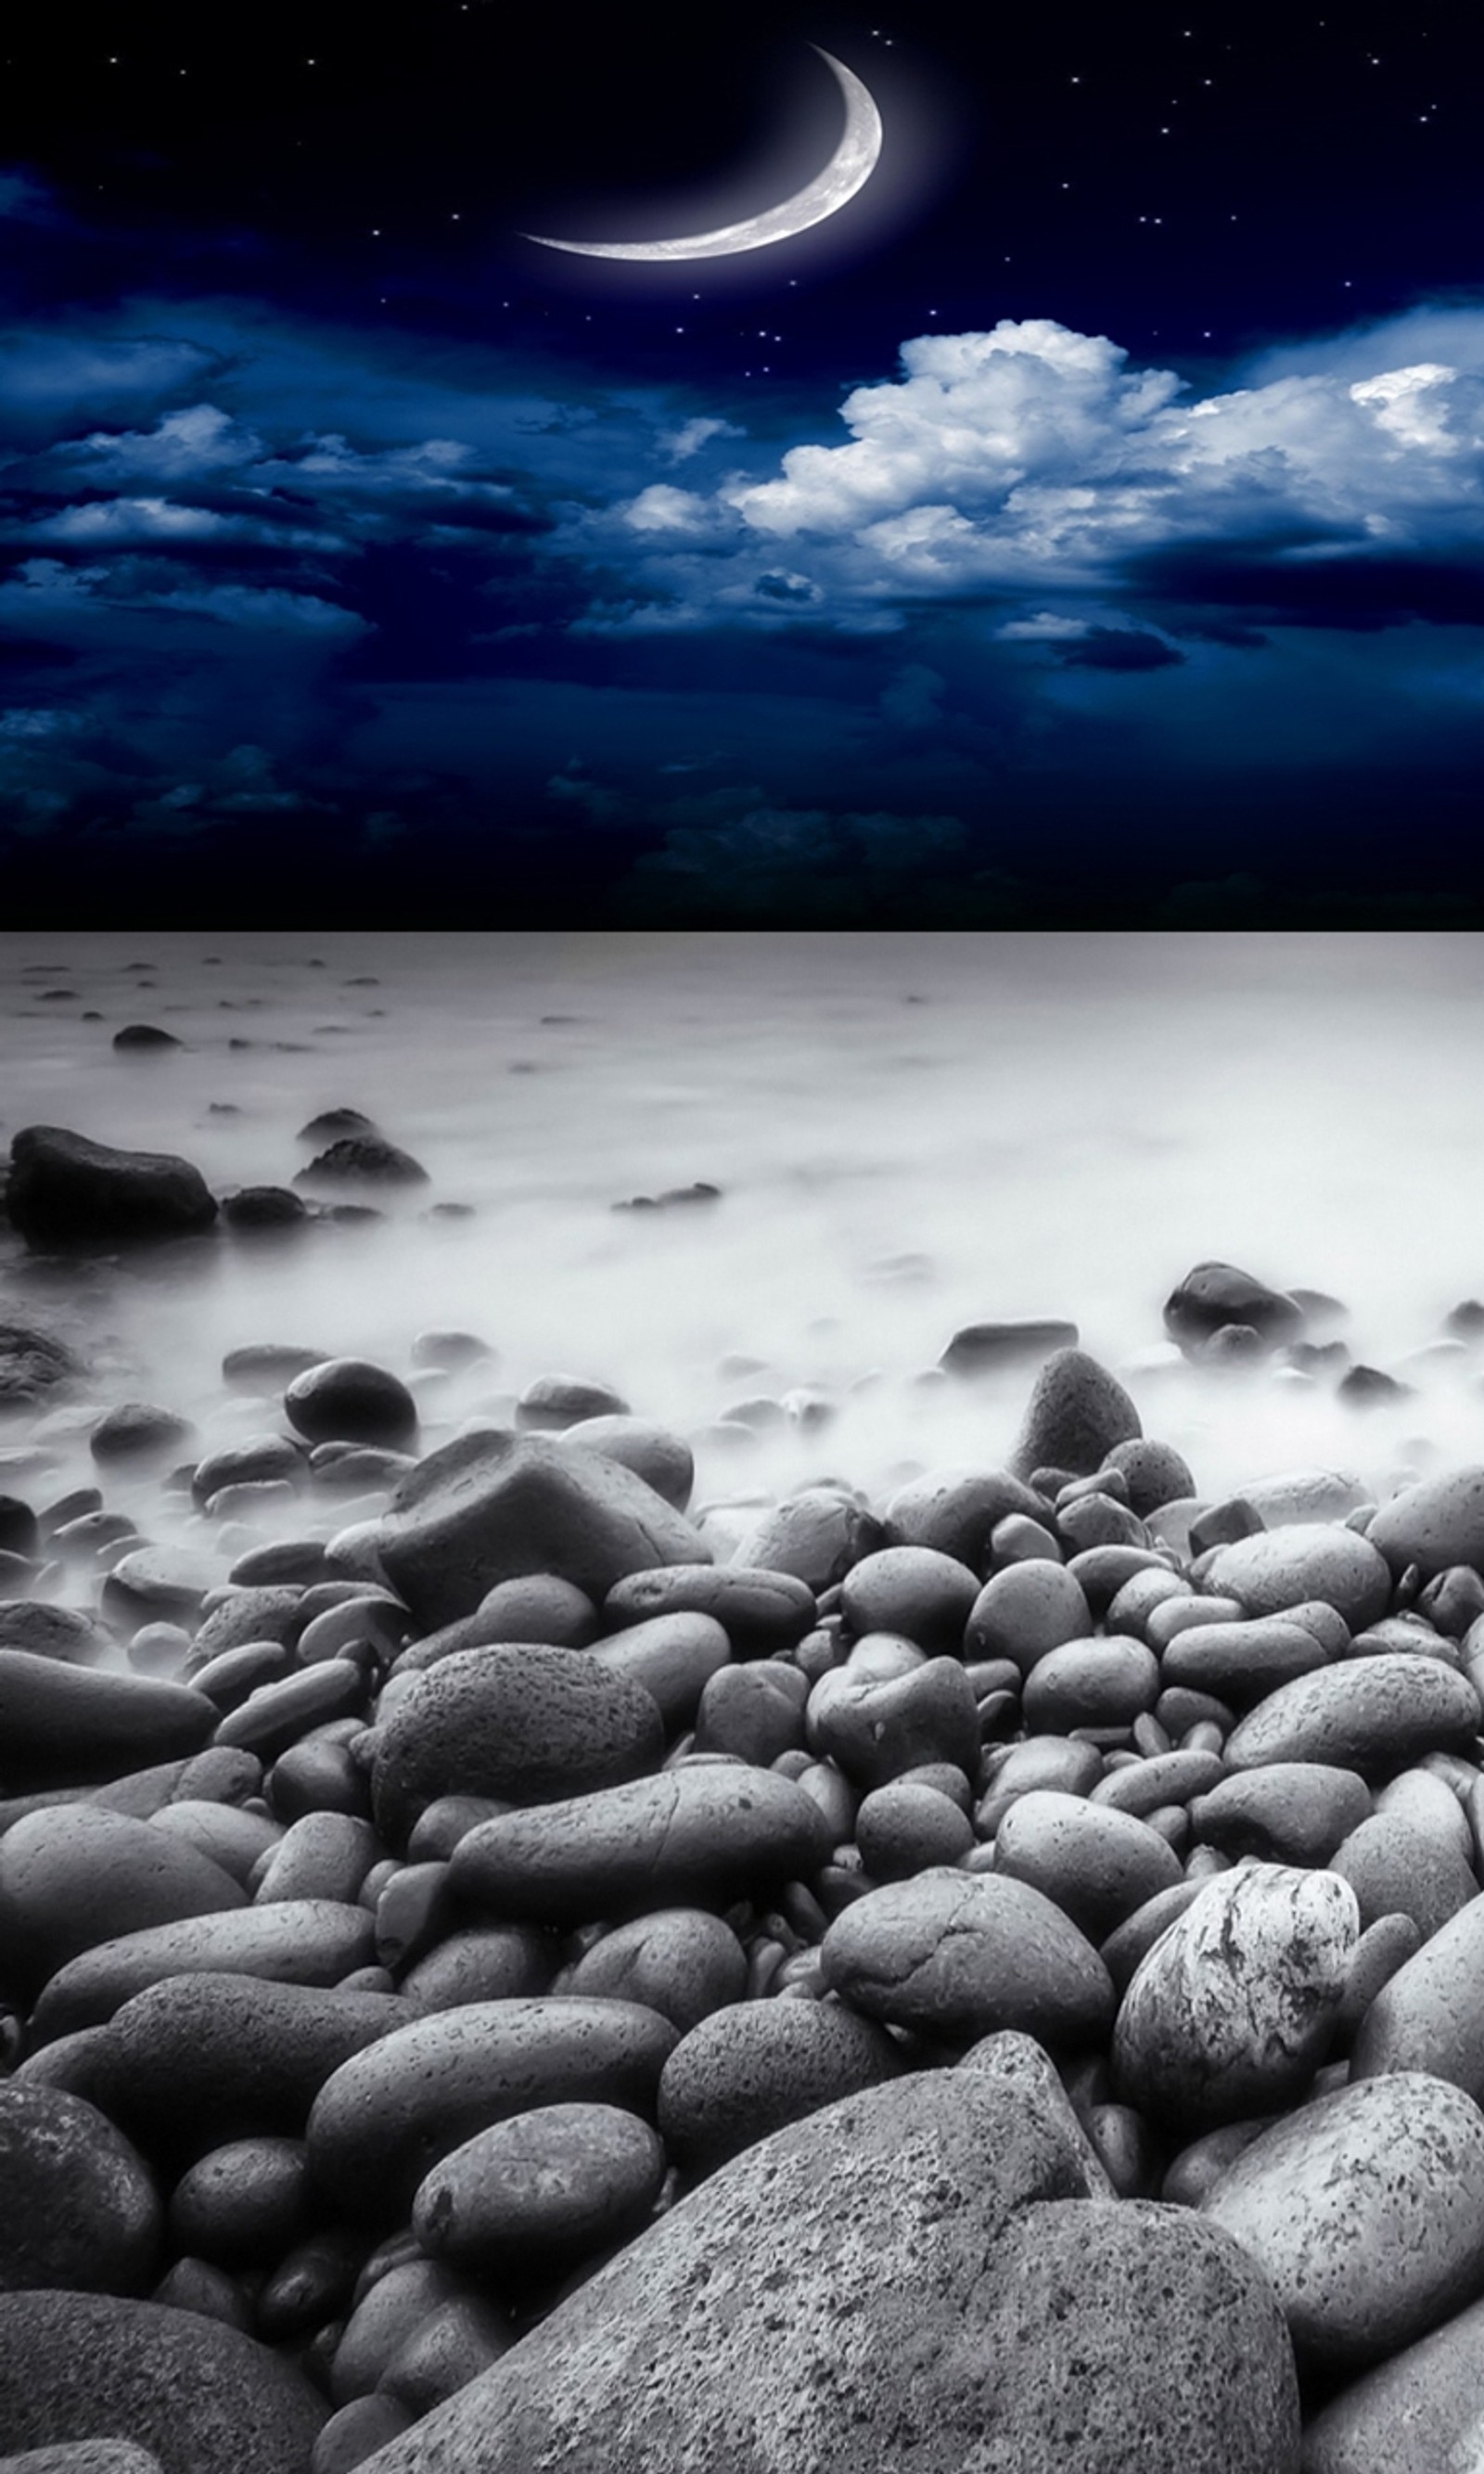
(4, 929, 1484, 1584)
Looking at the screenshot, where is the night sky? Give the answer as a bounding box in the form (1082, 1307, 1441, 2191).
(2, 2, 1481, 923)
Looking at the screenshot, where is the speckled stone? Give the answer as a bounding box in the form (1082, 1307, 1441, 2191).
(563, 1909, 747, 2034)
(1368, 1468, 1484, 1582)
(657, 1998, 902, 2175)
(1351, 1894, 1484, 2102)
(352, 2073, 1298, 2474)
(1113, 1862, 1359, 2133)
(1298, 2288, 1484, 2472)
(1201, 1527, 1390, 1633)
(993, 1789, 1183, 1942)
(0, 2292, 325, 2474)
(1009, 1350, 1143, 1483)
(1200, 2070, 1484, 2368)
(821, 1865, 1115, 2048)
(412, 2103, 665, 2279)
(31, 1901, 377, 2045)
(1224, 1658, 1482, 1780)
(0, 1806, 244, 1995)
(0, 2083, 160, 2295)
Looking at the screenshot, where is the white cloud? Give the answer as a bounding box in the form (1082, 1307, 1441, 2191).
(995, 611, 1092, 640)
(66, 403, 263, 479)
(586, 313, 1484, 631)
(659, 416, 745, 462)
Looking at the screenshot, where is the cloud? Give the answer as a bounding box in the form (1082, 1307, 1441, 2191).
(659, 416, 745, 462)
(618, 796, 969, 919)
(1056, 627, 1185, 671)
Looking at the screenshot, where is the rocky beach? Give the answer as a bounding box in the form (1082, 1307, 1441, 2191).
(6, 929, 1484, 2473)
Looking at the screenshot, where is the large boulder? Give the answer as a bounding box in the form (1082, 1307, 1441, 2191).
(353, 2071, 1299, 2474)
(375, 1432, 710, 1629)
(6, 1130, 217, 1245)
(0, 2293, 324, 2474)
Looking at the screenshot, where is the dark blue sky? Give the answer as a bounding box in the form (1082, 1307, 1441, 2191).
(2, 2, 1481, 922)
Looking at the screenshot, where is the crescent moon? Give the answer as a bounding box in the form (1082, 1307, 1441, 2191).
(520, 46, 883, 262)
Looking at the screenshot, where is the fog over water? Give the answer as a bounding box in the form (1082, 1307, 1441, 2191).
(4, 929, 1484, 1595)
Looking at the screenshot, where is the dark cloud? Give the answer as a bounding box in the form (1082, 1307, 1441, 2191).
(1055, 628, 1185, 671)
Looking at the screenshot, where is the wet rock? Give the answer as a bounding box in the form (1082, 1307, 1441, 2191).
(1104, 1437, 1197, 1517)
(1009, 1349, 1142, 1482)
(1300, 2286, 1484, 2472)
(221, 1188, 308, 1231)
(993, 1789, 1183, 1942)
(882, 1465, 1053, 1567)
(1224, 1656, 1482, 1779)
(6, 1128, 217, 1244)
(0, 1323, 82, 1409)
(90, 1405, 197, 1470)
(284, 1359, 417, 1451)
(294, 1137, 428, 1186)
(557, 1416, 693, 1512)
(371, 1645, 664, 1847)
(112, 1026, 179, 1052)
(1189, 1764, 1373, 1866)
(838, 1545, 979, 1655)
(450, 1765, 831, 1929)
(1202, 1526, 1391, 1632)
(939, 1320, 1079, 1377)
(563, 1909, 747, 2034)
(1163, 1263, 1304, 1355)
(965, 1562, 1092, 1674)
(1113, 1862, 1358, 2134)
(0, 2082, 160, 2296)
(1350, 1893, 1484, 2100)
(600, 1565, 813, 1655)
(414, 2101, 664, 2278)
(0, 1656, 216, 1792)
(308, 1996, 677, 2224)
(0, 2292, 326, 2474)
(32, 1900, 378, 2044)
(1201, 2070, 1484, 2367)
(0, 1805, 245, 1993)
(821, 1865, 1115, 2048)
(355, 2071, 1298, 2474)
(1369, 1468, 1484, 1582)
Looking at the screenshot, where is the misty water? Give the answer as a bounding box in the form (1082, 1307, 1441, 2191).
(4, 928, 1484, 1622)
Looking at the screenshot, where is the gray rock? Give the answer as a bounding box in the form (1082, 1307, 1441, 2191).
(821, 1865, 1115, 2048)
(882, 1465, 1053, 1566)
(376, 1432, 710, 1631)
(1299, 2288, 1484, 2472)
(939, 1320, 1079, 1377)
(557, 1416, 694, 1512)
(1329, 1812, 1478, 1942)
(1160, 1617, 1333, 1706)
(449, 1765, 832, 1929)
(412, 2102, 665, 2276)
(1369, 1468, 1484, 1581)
(1350, 1893, 1484, 2102)
(0, 2292, 324, 2474)
(600, 1565, 814, 1655)
(735, 1489, 885, 1593)
(0, 2445, 164, 2472)
(1009, 1349, 1142, 1481)
(993, 1790, 1183, 1942)
(353, 2071, 1298, 2474)
(1104, 1438, 1197, 1517)
(1202, 1526, 1391, 1632)
(1163, 1262, 1304, 1354)
(0, 1656, 215, 1794)
(657, 1998, 901, 2175)
(0, 2083, 160, 2296)
(371, 1645, 664, 1847)
(0, 1805, 245, 1993)
(1189, 1764, 1374, 1865)
(6, 1128, 217, 1244)
(1223, 1656, 1482, 1779)
(563, 1909, 746, 2034)
(0, 1605, 113, 1667)
(32, 1900, 377, 2045)
(294, 1136, 428, 1186)
(517, 1376, 630, 1431)
(0, 1323, 82, 1410)
(284, 1359, 417, 1451)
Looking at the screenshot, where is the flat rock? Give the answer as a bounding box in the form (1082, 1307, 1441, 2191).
(307, 1996, 678, 2224)
(450, 1764, 831, 1929)
(821, 1865, 1116, 2048)
(939, 1320, 1080, 1378)
(375, 1432, 710, 1631)
(371, 1646, 664, 1848)
(0, 2083, 160, 2295)
(0, 2292, 324, 2474)
(1009, 1349, 1142, 1482)
(6, 1128, 217, 1244)
(1201, 2070, 1484, 2369)
(1203, 1527, 1391, 1632)
(1113, 1862, 1358, 2134)
(354, 2070, 1298, 2474)
(1224, 1657, 1482, 1779)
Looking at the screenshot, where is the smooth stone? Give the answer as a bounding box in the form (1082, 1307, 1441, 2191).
(402, 1927, 559, 2012)
(313, 2399, 410, 2474)
(1099, 1880, 1209, 1993)
(1299, 2288, 1484, 2472)
(1090, 1749, 1226, 1818)
(1237, 1468, 1370, 1528)
(1201, 2070, 1484, 2367)
(976, 1737, 1104, 1836)
(881, 1466, 1054, 1567)
(211, 1660, 366, 1762)
(449, 1766, 832, 1929)
(0, 1605, 112, 1667)
(1369, 1468, 1484, 1582)
(1351, 1894, 1484, 2102)
(563, 1909, 747, 2033)
(1068, 1546, 1172, 1622)
(1103, 1438, 1197, 1517)
(1224, 1658, 1482, 1779)
(168, 2137, 309, 2269)
(100, 1550, 218, 1634)
(254, 1814, 378, 1908)
(993, 1790, 1183, 1942)
(307, 1996, 678, 2224)
(839, 1546, 979, 1655)
(31, 1900, 377, 2044)
(1008, 1349, 1142, 1483)
(0, 1657, 215, 1791)
(691, 1660, 806, 1764)
(0, 2448, 164, 2472)
(377, 2293, 516, 2417)
(821, 1865, 1115, 2047)
(371, 1645, 664, 1847)
(0, 1805, 245, 1993)
(295, 1135, 427, 1186)
(600, 1565, 815, 1655)
(465, 1575, 598, 1649)
(188, 1591, 307, 1660)
(1203, 1527, 1391, 1632)
(284, 1360, 417, 1451)
(805, 1654, 979, 1788)
(331, 2260, 460, 2405)
(1113, 1862, 1359, 2133)
(0, 2293, 324, 2474)
(90, 1407, 195, 1470)
(1020, 1635, 1160, 1732)
(1160, 1618, 1332, 1707)
(556, 1417, 693, 1513)
(855, 1780, 976, 1878)
(1330, 1812, 1478, 1942)
(658, 1998, 902, 2175)
(939, 1320, 1080, 1377)
(965, 1563, 1093, 1675)
(376, 1433, 710, 1631)
(354, 2072, 1298, 2474)
(1163, 1262, 1304, 1353)
(1190, 1764, 1374, 1865)
(414, 2101, 666, 2278)
(6, 1128, 217, 1243)
(517, 1375, 630, 1431)
(0, 2083, 160, 2295)
(734, 1490, 885, 1593)
(1160, 2119, 1273, 2208)
(1332, 1912, 1425, 2047)
(92, 1973, 410, 2162)
(585, 1616, 732, 1733)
